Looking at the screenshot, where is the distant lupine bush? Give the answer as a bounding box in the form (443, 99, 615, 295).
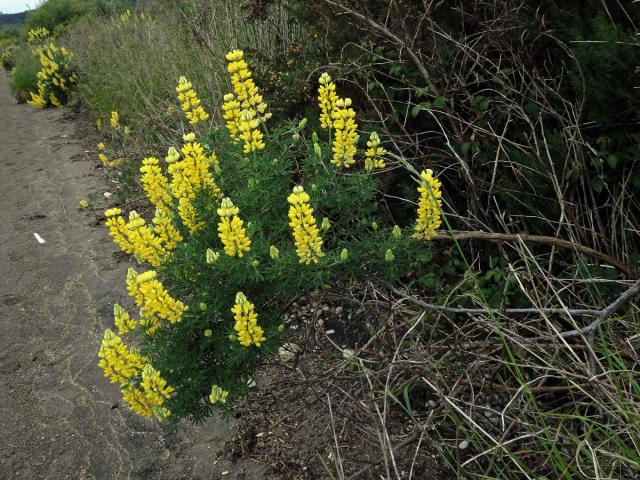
(26, 28, 76, 108)
(98, 50, 442, 425)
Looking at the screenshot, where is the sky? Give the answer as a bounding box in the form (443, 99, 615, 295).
(0, 0, 34, 14)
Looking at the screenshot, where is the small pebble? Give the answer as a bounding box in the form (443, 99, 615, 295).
(458, 440, 470, 450)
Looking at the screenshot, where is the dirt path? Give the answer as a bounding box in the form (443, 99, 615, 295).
(0, 72, 263, 480)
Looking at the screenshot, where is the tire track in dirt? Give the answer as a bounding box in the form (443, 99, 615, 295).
(0, 71, 263, 480)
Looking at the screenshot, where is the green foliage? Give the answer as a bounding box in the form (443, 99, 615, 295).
(134, 114, 424, 425)
(64, 1, 303, 145)
(27, 0, 88, 33)
(8, 45, 39, 100)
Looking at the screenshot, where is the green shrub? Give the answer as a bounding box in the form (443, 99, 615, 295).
(8, 46, 39, 101)
(97, 50, 441, 425)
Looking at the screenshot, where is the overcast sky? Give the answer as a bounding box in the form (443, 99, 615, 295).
(0, 0, 34, 14)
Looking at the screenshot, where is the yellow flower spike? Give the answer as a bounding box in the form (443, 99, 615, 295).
(141, 364, 174, 406)
(287, 186, 324, 264)
(231, 292, 266, 347)
(182, 132, 196, 142)
(152, 208, 183, 251)
(331, 98, 358, 168)
(176, 77, 209, 125)
(318, 72, 338, 129)
(165, 146, 180, 163)
(412, 169, 443, 240)
(217, 198, 251, 257)
(125, 212, 167, 266)
(209, 384, 229, 405)
(206, 248, 220, 264)
(97, 328, 146, 384)
(27, 27, 49, 44)
(110, 111, 119, 129)
(127, 271, 187, 325)
(114, 303, 137, 335)
(178, 197, 204, 233)
(169, 140, 220, 202)
(223, 49, 269, 142)
(79, 199, 89, 209)
(105, 208, 136, 254)
(140, 157, 172, 211)
(121, 384, 154, 417)
(365, 131, 386, 172)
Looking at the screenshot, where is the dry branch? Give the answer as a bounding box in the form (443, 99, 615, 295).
(432, 230, 637, 279)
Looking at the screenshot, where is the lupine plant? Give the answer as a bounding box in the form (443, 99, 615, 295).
(98, 50, 443, 425)
(26, 27, 76, 108)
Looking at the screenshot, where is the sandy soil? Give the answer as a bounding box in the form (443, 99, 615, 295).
(0, 71, 264, 480)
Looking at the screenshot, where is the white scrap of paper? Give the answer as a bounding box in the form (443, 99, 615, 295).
(33, 233, 46, 244)
(103, 192, 113, 198)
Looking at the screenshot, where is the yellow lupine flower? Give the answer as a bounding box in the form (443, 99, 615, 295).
(98, 329, 146, 383)
(231, 292, 266, 347)
(105, 208, 136, 254)
(364, 131, 386, 172)
(209, 384, 229, 405)
(140, 364, 174, 405)
(217, 197, 251, 257)
(121, 384, 154, 417)
(223, 50, 269, 147)
(134, 271, 188, 324)
(287, 186, 324, 264)
(178, 197, 204, 233)
(140, 157, 172, 211)
(113, 303, 137, 335)
(126, 211, 167, 267)
(168, 141, 219, 201)
(152, 208, 183, 251)
(222, 93, 242, 138)
(318, 72, 338, 129)
(331, 98, 358, 168)
(176, 76, 209, 125)
(412, 169, 443, 240)
(126, 268, 144, 305)
(27, 27, 49, 44)
(139, 306, 160, 334)
(110, 111, 119, 129)
(165, 146, 180, 163)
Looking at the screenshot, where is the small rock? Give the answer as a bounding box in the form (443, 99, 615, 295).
(278, 343, 300, 363)
(325, 329, 335, 335)
(458, 440, 470, 450)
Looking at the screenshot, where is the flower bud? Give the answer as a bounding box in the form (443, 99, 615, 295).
(277, 324, 285, 333)
(298, 118, 308, 129)
(313, 143, 321, 157)
(312, 132, 319, 144)
(371, 221, 378, 231)
(292, 132, 300, 141)
(204, 329, 212, 337)
(385, 249, 395, 262)
(199, 302, 207, 311)
(251, 259, 259, 267)
(269, 245, 280, 259)
(206, 248, 220, 264)
(340, 248, 349, 261)
(392, 225, 402, 238)
(321, 217, 330, 231)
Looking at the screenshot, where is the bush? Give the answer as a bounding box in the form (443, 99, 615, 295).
(97, 49, 442, 425)
(64, 1, 303, 145)
(8, 45, 39, 102)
